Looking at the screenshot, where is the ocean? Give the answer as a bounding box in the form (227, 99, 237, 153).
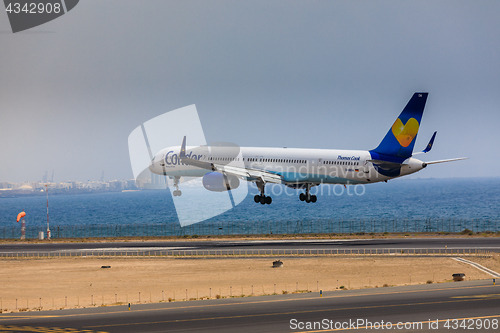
(1, 177, 499, 238)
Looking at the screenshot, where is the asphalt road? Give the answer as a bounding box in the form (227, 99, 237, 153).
(0, 238, 499, 255)
(1, 280, 499, 332)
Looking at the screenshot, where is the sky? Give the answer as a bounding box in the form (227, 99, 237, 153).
(1, 0, 499, 183)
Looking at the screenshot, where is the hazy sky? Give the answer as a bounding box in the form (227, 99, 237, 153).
(1, 0, 499, 183)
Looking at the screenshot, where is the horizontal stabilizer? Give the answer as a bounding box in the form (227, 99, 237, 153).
(367, 159, 404, 167)
(423, 157, 468, 166)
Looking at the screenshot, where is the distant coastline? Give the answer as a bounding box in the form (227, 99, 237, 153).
(0, 188, 145, 198)
(0, 178, 165, 198)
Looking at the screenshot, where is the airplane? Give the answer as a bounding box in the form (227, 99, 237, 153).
(148, 93, 467, 204)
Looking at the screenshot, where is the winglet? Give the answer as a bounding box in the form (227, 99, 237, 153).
(180, 136, 187, 158)
(178, 136, 216, 171)
(422, 131, 437, 153)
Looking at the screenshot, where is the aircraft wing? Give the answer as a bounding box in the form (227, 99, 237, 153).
(178, 136, 283, 184)
(216, 164, 283, 184)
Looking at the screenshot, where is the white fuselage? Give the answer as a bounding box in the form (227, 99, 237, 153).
(149, 146, 425, 185)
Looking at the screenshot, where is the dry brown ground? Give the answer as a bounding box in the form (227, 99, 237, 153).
(471, 252, 500, 273)
(0, 256, 498, 312)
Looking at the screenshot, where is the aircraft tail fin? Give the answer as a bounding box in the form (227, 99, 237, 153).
(370, 93, 428, 162)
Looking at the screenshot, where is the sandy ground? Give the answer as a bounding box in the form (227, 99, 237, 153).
(0, 256, 498, 312)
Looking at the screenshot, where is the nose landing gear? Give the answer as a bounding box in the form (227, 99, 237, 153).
(172, 176, 182, 197)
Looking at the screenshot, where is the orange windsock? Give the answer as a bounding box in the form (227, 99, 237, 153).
(16, 211, 26, 222)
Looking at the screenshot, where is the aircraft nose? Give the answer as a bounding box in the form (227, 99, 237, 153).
(148, 160, 156, 173)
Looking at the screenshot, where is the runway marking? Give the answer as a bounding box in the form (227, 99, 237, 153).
(0, 315, 60, 320)
(225, 239, 375, 244)
(298, 314, 500, 332)
(0, 325, 108, 332)
(2, 284, 498, 324)
(56, 247, 190, 252)
(83, 295, 500, 329)
(452, 293, 500, 299)
(453, 257, 500, 277)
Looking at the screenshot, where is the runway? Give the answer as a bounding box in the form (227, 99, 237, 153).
(0, 237, 499, 256)
(1, 280, 499, 332)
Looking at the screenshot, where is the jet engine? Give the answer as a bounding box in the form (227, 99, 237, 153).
(202, 172, 240, 192)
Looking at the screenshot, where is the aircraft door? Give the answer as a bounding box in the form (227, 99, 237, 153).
(311, 158, 319, 175)
(363, 157, 371, 175)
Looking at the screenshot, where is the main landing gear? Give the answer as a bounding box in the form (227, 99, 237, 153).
(299, 184, 317, 203)
(254, 194, 272, 205)
(172, 176, 182, 197)
(253, 180, 272, 205)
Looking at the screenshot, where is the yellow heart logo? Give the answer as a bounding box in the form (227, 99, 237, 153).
(391, 118, 419, 147)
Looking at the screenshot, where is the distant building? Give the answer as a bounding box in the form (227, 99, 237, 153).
(109, 181, 122, 191)
(0, 182, 16, 189)
(126, 179, 137, 190)
(1, 178, 147, 196)
(18, 183, 33, 191)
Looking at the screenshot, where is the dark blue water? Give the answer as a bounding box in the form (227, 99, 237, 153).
(1, 177, 499, 238)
